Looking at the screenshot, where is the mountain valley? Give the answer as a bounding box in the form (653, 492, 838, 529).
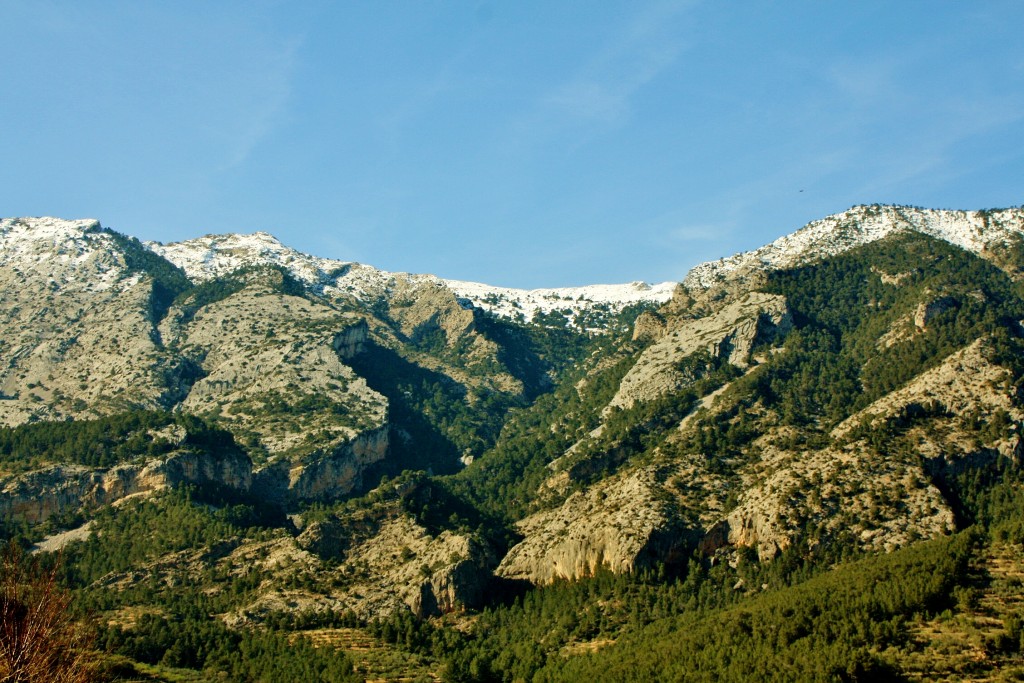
(5, 205, 1024, 681)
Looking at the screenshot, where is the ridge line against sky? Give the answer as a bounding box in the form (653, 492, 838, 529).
(1, 1, 1022, 288)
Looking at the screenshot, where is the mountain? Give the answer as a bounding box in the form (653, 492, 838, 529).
(3, 204, 1024, 681)
(683, 204, 1024, 289)
(145, 229, 677, 326)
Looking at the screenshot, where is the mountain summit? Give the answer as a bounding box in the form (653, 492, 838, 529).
(684, 204, 1024, 289)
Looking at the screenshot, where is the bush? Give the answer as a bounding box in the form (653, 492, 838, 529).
(0, 543, 94, 682)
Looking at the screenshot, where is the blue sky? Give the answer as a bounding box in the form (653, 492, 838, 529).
(2, 1, 1022, 287)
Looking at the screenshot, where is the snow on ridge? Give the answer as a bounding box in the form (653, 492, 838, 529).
(11, 205, 1024, 321)
(683, 205, 1024, 290)
(0, 217, 154, 295)
(148, 232, 409, 301)
(434, 276, 677, 322)
(146, 232, 355, 290)
(149, 230, 677, 320)
(0, 216, 108, 269)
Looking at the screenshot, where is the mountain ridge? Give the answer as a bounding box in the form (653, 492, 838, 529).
(683, 204, 1024, 290)
(5, 202, 1024, 680)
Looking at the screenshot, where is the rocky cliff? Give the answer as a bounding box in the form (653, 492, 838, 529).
(609, 292, 792, 410)
(0, 447, 253, 524)
(497, 465, 698, 583)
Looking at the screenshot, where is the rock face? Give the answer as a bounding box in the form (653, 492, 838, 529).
(506, 328, 1021, 579)
(333, 319, 369, 360)
(913, 295, 960, 330)
(288, 510, 496, 619)
(692, 338, 1020, 561)
(0, 219, 398, 510)
(386, 281, 477, 346)
(169, 282, 388, 461)
(285, 426, 390, 502)
(832, 339, 1023, 447)
(0, 448, 253, 524)
(5, 217, 653, 509)
(631, 310, 668, 342)
(701, 441, 955, 560)
(497, 466, 692, 583)
(8, 205, 1024, 622)
(610, 292, 791, 410)
(333, 514, 494, 618)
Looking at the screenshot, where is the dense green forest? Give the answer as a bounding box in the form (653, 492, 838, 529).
(0, 411, 238, 473)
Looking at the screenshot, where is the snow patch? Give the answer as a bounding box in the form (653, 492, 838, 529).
(434, 277, 677, 323)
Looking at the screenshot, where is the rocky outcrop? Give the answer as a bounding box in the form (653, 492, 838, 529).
(170, 285, 388, 460)
(631, 311, 667, 342)
(609, 293, 791, 410)
(0, 219, 182, 426)
(689, 340, 1018, 562)
(295, 518, 352, 559)
(0, 448, 253, 524)
(332, 319, 369, 360)
(251, 513, 495, 620)
(700, 440, 955, 560)
(914, 295, 960, 330)
(286, 426, 390, 502)
(387, 281, 477, 346)
(497, 466, 693, 584)
(832, 338, 1023, 448)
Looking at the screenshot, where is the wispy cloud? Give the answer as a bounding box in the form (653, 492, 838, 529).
(217, 36, 301, 171)
(542, 1, 695, 127)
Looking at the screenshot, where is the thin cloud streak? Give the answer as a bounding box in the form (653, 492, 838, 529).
(216, 37, 302, 172)
(521, 1, 696, 139)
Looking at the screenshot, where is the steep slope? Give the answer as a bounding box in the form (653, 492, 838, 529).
(0, 219, 395, 504)
(6, 202, 1024, 667)
(0, 217, 189, 425)
(496, 223, 1024, 582)
(0, 216, 662, 519)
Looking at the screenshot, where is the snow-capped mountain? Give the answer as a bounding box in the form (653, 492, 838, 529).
(683, 205, 1024, 290)
(0, 216, 104, 265)
(146, 231, 349, 289)
(146, 231, 677, 324)
(0, 216, 146, 294)
(426, 277, 677, 324)
(9, 204, 1024, 328)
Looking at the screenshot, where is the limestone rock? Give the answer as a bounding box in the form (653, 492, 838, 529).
(497, 466, 692, 584)
(631, 311, 667, 342)
(0, 448, 253, 524)
(171, 284, 388, 460)
(254, 513, 495, 620)
(387, 281, 477, 346)
(913, 295, 960, 330)
(0, 218, 182, 425)
(285, 426, 390, 502)
(609, 293, 791, 410)
(701, 442, 954, 561)
(832, 338, 1023, 450)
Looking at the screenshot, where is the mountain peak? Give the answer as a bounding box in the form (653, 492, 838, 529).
(0, 216, 101, 244)
(683, 204, 1024, 290)
(0, 216, 111, 270)
(146, 231, 353, 289)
